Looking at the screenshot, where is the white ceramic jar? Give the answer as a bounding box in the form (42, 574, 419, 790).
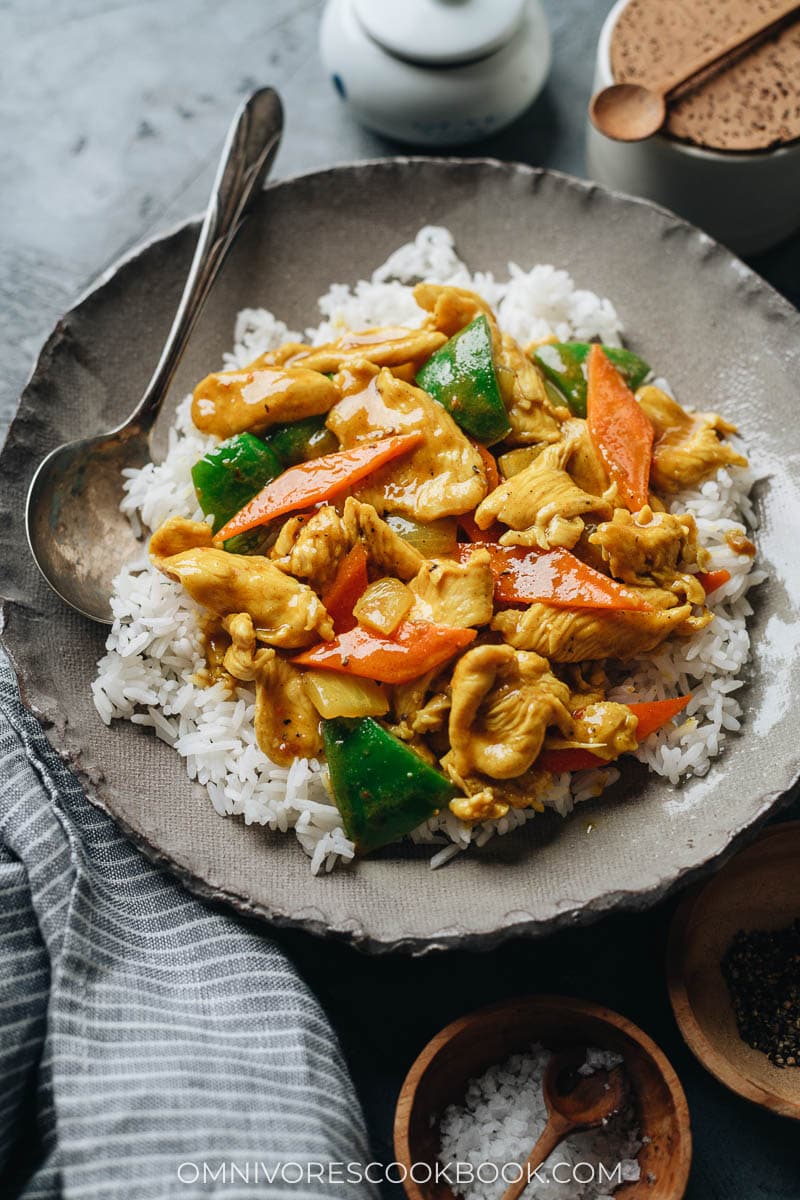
(586, 0, 800, 255)
(319, 0, 551, 147)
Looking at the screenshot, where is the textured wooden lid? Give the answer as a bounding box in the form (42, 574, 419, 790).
(610, 0, 800, 152)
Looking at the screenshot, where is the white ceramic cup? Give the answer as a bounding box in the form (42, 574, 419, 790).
(586, 0, 800, 255)
(320, 0, 551, 147)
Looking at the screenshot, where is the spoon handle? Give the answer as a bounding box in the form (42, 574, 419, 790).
(659, 0, 800, 97)
(132, 86, 283, 431)
(499, 1112, 573, 1200)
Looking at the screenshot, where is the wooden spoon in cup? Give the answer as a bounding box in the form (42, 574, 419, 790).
(590, 0, 800, 142)
(500, 1048, 626, 1200)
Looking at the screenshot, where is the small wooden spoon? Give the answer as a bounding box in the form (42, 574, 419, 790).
(590, 0, 800, 142)
(500, 1048, 626, 1200)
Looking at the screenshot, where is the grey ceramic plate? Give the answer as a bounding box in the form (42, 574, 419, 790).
(3, 159, 800, 953)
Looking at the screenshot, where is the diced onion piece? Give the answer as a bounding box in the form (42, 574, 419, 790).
(388, 362, 416, 384)
(352, 577, 413, 636)
(543, 378, 569, 409)
(495, 363, 516, 406)
(302, 670, 389, 719)
(497, 445, 546, 479)
(384, 514, 458, 557)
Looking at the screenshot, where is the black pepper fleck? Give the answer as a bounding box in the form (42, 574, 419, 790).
(721, 918, 800, 1068)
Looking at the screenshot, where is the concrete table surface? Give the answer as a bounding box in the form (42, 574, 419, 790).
(3, 1, 799, 1196)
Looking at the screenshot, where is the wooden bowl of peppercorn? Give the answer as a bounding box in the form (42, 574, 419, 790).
(667, 820, 800, 1119)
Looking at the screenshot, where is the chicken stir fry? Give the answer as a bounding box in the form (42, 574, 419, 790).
(150, 284, 751, 854)
(475, 434, 615, 550)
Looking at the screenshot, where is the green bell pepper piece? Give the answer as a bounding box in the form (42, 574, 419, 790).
(222, 526, 279, 556)
(191, 432, 283, 556)
(532, 342, 650, 418)
(192, 432, 281, 534)
(415, 314, 511, 445)
(267, 415, 338, 467)
(322, 717, 456, 854)
(191, 431, 281, 534)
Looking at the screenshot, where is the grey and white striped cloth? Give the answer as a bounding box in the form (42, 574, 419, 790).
(0, 648, 378, 1199)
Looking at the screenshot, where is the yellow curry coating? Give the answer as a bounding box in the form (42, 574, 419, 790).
(151, 284, 749, 824)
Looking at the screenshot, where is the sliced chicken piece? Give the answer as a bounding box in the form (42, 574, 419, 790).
(291, 326, 447, 374)
(249, 343, 316, 368)
(475, 436, 614, 549)
(493, 596, 704, 662)
(410, 692, 452, 736)
(271, 505, 349, 594)
(562, 661, 612, 704)
(629, 575, 709, 611)
(271, 514, 306, 559)
(390, 692, 451, 746)
(589, 505, 700, 587)
(447, 783, 509, 823)
(636, 385, 747, 493)
(327, 369, 488, 521)
(223, 612, 322, 766)
(413, 283, 493, 337)
(149, 516, 213, 565)
(192, 362, 337, 439)
(408, 549, 494, 628)
(444, 644, 572, 781)
(398, 734, 441, 766)
(497, 418, 607, 493)
(154, 546, 332, 648)
(391, 671, 437, 721)
(545, 700, 639, 762)
(561, 418, 609, 497)
(386, 667, 451, 754)
(271, 498, 423, 589)
(342, 497, 424, 581)
(496, 333, 565, 446)
(446, 763, 554, 823)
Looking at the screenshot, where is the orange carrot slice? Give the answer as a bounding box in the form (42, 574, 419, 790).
(215, 433, 423, 540)
(292, 620, 476, 685)
(321, 544, 369, 634)
(453, 542, 651, 611)
(587, 343, 654, 512)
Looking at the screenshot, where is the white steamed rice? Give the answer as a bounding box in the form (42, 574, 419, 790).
(92, 226, 765, 874)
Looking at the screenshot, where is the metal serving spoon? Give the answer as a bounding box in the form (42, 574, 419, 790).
(25, 87, 283, 623)
(499, 1048, 626, 1200)
(590, 0, 800, 142)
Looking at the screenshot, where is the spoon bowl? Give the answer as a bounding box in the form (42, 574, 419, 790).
(25, 86, 284, 624)
(590, 82, 667, 142)
(26, 427, 149, 623)
(544, 1047, 626, 1127)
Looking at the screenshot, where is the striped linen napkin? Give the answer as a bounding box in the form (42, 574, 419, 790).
(0, 648, 378, 1199)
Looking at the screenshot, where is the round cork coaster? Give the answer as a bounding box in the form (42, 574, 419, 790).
(610, 0, 800, 152)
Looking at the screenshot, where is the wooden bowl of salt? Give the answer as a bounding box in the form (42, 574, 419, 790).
(394, 994, 691, 1200)
(668, 819, 800, 1119)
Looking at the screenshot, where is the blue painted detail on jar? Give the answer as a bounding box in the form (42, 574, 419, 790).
(332, 74, 347, 99)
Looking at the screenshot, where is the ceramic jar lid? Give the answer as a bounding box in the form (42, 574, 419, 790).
(352, 0, 527, 66)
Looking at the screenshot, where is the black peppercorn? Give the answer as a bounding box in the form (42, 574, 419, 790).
(721, 919, 800, 1068)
